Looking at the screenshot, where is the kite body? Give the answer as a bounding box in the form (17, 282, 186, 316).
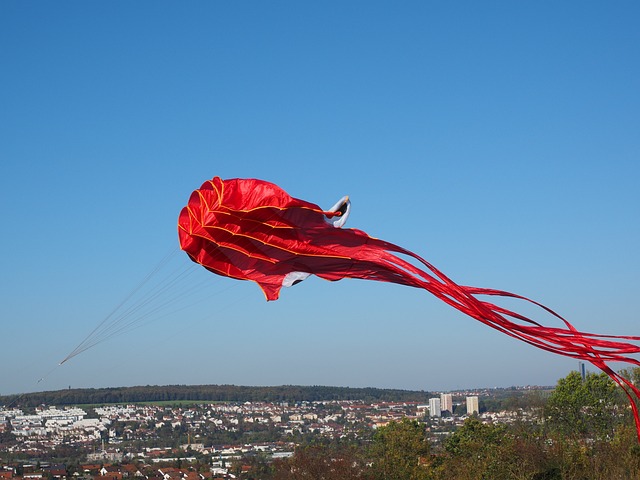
(179, 176, 640, 439)
(178, 177, 359, 300)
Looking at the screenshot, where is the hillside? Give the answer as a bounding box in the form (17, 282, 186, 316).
(1, 384, 435, 407)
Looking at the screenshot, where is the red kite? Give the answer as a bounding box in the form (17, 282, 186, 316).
(179, 176, 640, 439)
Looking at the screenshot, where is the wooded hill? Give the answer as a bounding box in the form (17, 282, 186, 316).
(1, 384, 435, 407)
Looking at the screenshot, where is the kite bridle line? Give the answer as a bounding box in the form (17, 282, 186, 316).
(59, 247, 183, 365)
(60, 197, 318, 366)
(58, 247, 240, 365)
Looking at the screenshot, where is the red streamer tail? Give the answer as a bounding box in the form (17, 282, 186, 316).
(373, 242, 640, 440)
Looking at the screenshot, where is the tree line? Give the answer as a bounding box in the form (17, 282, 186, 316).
(1, 384, 436, 407)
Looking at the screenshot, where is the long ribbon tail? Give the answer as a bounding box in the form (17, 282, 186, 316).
(370, 242, 640, 440)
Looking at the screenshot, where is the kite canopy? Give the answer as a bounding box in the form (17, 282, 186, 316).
(177, 177, 356, 300)
(179, 176, 640, 440)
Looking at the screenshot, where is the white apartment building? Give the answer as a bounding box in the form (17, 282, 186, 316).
(440, 393, 453, 413)
(466, 396, 479, 415)
(429, 397, 441, 417)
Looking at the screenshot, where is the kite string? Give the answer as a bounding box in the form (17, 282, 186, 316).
(80, 269, 228, 351)
(61, 204, 286, 366)
(60, 247, 187, 364)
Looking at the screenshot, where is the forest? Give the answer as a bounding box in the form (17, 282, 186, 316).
(0, 384, 436, 407)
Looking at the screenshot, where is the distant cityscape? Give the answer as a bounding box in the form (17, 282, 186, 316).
(0, 384, 548, 479)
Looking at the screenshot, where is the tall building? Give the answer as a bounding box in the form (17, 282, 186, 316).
(429, 397, 441, 417)
(440, 393, 453, 413)
(466, 396, 479, 415)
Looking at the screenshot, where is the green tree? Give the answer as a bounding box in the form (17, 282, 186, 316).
(368, 418, 431, 480)
(435, 417, 517, 479)
(619, 367, 640, 387)
(443, 417, 507, 457)
(544, 371, 619, 439)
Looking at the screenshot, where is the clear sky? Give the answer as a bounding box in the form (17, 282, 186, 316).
(1, 2, 639, 396)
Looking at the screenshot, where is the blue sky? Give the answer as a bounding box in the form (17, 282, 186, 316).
(1, 2, 639, 396)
